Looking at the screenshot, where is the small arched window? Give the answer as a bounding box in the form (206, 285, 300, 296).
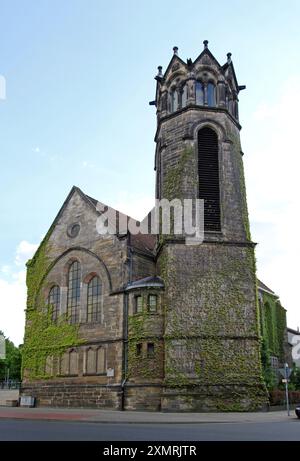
(87, 275, 102, 323)
(195, 81, 204, 105)
(181, 84, 188, 108)
(47, 285, 60, 322)
(67, 261, 81, 324)
(207, 83, 216, 107)
(170, 89, 178, 112)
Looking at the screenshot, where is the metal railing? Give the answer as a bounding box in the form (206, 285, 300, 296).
(0, 381, 21, 390)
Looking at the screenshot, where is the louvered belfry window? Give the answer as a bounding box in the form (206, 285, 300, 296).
(198, 127, 221, 231)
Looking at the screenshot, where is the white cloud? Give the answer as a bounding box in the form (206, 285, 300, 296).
(1, 265, 11, 275)
(0, 241, 38, 345)
(81, 160, 95, 169)
(0, 272, 26, 346)
(0, 74, 6, 100)
(113, 191, 155, 221)
(244, 75, 300, 330)
(15, 240, 39, 267)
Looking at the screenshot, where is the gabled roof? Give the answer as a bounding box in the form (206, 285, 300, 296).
(59, 186, 97, 220)
(222, 60, 239, 92)
(163, 53, 187, 81)
(29, 186, 156, 263)
(193, 47, 222, 68)
(159, 44, 242, 94)
(257, 279, 275, 295)
(27, 186, 96, 265)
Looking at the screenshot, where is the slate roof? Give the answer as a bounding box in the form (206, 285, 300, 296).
(126, 276, 164, 291)
(257, 279, 275, 295)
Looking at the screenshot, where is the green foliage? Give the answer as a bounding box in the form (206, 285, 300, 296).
(260, 337, 276, 390)
(0, 332, 22, 381)
(23, 232, 83, 381)
(259, 291, 287, 363)
(163, 146, 195, 201)
(26, 229, 53, 312)
(227, 132, 252, 241)
(238, 154, 251, 241)
(158, 145, 196, 246)
(22, 308, 83, 380)
(259, 291, 287, 392)
(158, 247, 266, 396)
(289, 365, 300, 391)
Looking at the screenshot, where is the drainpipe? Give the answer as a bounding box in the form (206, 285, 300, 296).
(121, 242, 132, 410)
(121, 292, 128, 411)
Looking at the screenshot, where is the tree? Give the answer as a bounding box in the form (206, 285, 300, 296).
(290, 365, 300, 391)
(0, 331, 22, 381)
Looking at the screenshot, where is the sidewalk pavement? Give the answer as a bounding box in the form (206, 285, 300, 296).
(0, 406, 297, 424)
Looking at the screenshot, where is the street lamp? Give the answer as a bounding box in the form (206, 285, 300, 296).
(284, 363, 290, 417)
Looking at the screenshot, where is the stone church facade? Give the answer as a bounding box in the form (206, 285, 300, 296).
(21, 42, 270, 411)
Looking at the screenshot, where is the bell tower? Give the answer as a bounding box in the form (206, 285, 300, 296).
(152, 42, 268, 411)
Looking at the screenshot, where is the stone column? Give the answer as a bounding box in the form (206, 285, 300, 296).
(187, 77, 195, 106)
(203, 83, 208, 106)
(217, 80, 226, 107)
(80, 282, 88, 323)
(60, 286, 68, 316)
(160, 91, 168, 117)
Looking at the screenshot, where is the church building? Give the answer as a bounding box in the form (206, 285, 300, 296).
(21, 42, 274, 411)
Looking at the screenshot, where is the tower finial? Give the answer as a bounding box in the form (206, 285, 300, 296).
(173, 46, 178, 56)
(227, 52, 232, 64)
(203, 40, 209, 49)
(157, 66, 163, 78)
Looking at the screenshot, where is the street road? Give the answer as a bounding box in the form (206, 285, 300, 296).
(0, 419, 299, 441)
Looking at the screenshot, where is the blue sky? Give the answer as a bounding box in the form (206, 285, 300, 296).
(0, 0, 300, 344)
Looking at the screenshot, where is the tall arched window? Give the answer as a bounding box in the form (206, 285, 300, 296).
(195, 81, 204, 105)
(198, 127, 221, 231)
(87, 275, 102, 323)
(181, 84, 188, 108)
(170, 89, 178, 112)
(47, 285, 60, 321)
(207, 83, 216, 107)
(67, 261, 81, 323)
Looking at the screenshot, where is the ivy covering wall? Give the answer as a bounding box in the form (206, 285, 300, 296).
(259, 290, 287, 389)
(259, 291, 286, 360)
(22, 233, 82, 381)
